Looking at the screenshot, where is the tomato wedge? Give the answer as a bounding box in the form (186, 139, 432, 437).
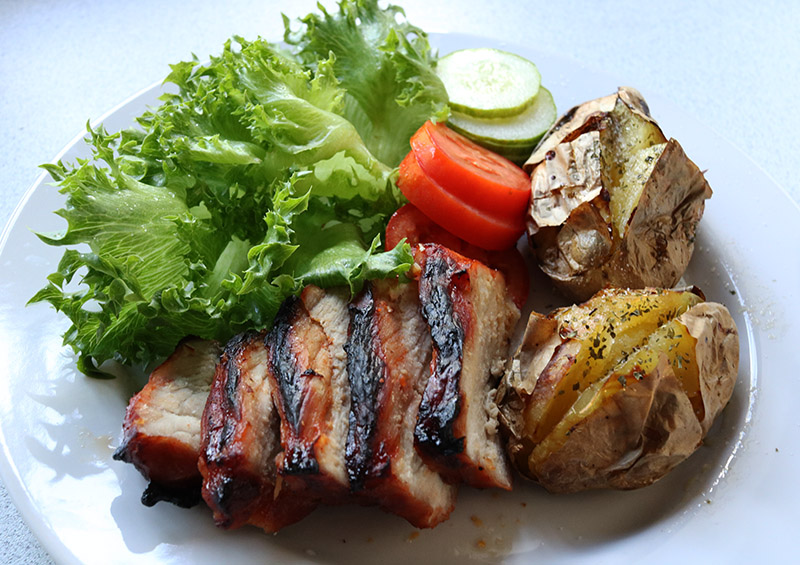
(397, 150, 523, 250)
(411, 120, 531, 223)
(386, 203, 530, 309)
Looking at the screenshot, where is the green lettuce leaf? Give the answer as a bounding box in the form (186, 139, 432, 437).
(285, 0, 449, 167)
(29, 2, 446, 374)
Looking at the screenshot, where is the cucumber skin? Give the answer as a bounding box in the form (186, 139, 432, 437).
(449, 97, 536, 120)
(447, 88, 557, 164)
(448, 125, 537, 165)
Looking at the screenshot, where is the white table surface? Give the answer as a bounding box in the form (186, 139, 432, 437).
(1, 1, 798, 563)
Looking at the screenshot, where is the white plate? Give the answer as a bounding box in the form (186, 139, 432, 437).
(1, 33, 798, 565)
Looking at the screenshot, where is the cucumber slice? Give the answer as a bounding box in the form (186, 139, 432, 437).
(437, 48, 541, 118)
(448, 87, 557, 150)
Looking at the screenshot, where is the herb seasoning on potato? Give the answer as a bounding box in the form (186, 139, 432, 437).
(497, 287, 739, 493)
(524, 87, 712, 301)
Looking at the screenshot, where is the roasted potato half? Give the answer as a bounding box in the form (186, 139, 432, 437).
(497, 287, 738, 493)
(524, 87, 712, 301)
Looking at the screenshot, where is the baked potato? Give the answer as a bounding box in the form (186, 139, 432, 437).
(497, 287, 738, 493)
(524, 87, 712, 301)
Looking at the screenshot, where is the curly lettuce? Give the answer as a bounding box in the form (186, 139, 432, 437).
(285, 0, 449, 166)
(30, 0, 447, 375)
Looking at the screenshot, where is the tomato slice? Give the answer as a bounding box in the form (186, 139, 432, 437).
(411, 121, 531, 223)
(397, 150, 523, 250)
(386, 203, 530, 309)
(385, 201, 466, 252)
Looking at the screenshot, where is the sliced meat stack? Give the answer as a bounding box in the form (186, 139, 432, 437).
(115, 246, 520, 531)
(345, 279, 457, 528)
(414, 244, 520, 490)
(113, 337, 221, 507)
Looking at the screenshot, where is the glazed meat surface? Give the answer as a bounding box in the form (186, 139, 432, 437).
(267, 285, 351, 501)
(345, 280, 457, 528)
(414, 244, 519, 490)
(117, 259, 521, 531)
(199, 331, 316, 532)
(114, 337, 221, 507)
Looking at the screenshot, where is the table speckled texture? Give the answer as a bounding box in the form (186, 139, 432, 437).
(1, 1, 798, 563)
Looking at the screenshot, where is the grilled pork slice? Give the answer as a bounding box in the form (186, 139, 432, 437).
(199, 332, 316, 532)
(414, 244, 520, 490)
(345, 280, 457, 528)
(113, 337, 220, 507)
(267, 285, 351, 501)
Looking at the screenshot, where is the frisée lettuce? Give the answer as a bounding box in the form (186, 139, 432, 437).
(30, 0, 448, 375)
(285, 0, 449, 167)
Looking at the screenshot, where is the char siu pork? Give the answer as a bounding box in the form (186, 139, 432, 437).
(266, 285, 352, 502)
(199, 331, 317, 532)
(345, 279, 457, 528)
(414, 244, 519, 490)
(116, 250, 521, 532)
(114, 337, 221, 507)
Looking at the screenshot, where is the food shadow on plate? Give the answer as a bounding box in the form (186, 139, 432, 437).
(20, 352, 223, 555)
(21, 344, 144, 482)
(249, 488, 527, 564)
(104, 465, 527, 562)
(503, 225, 757, 551)
(503, 406, 750, 552)
(113, 234, 752, 560)
(108, 469, 220, 555)
(23, 346, 752, 563)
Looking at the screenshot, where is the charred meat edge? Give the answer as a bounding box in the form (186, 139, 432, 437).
(415, 250, 467, 460)
(114, 337, 220, 508)
(344, 283, 386, 491)
(267, 286, 350, 500)
(200, 331, 315, 531)
(414, 244, 516, 489)
(346, 280, 457, 527)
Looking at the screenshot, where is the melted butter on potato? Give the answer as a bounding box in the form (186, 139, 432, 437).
(497, 287, 739, 493)
(524, 288, 701, 445)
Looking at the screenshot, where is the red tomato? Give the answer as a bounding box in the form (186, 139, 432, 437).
(386, 203, 530, 309)
(385, 201, 466, 252)
(411, 121, 531, 223)
(397, 150, 523, 250)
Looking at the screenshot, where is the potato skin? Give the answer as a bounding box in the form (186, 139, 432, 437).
(530, 355, 703, 492)
(525, 86, 657, 167)
(497, 291, 739, 493)
(524, 87, 712, 301)
(681, 302, 739, 435)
